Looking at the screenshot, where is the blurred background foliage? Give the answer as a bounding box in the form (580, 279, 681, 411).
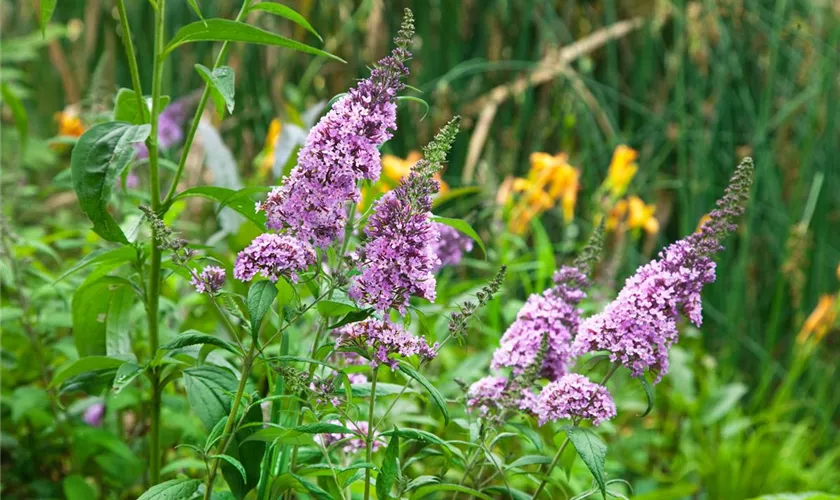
(1, 0, 839, 498)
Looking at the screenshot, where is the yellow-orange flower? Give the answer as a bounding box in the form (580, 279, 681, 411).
(797, 294, 838, 344)
(258, 119, 282, 176)
(607, 196, 659, 234)
(54, 109, 84, 137)
(695, 213, 712, 233)
(603, 145, 638, 198)
(506, 152, 580, 233)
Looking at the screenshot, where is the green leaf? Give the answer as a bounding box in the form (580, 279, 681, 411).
(565, 426, 607, 499)
(410, 484, 493, 500)
(39, 0, 57, 37)
(221, 404, 265, 498)
(195, 64, 235, 119)
(159, 457, 206, 476)
(484, 486, 531, 500)
(294, 422, 357, 435)
(1, 82, 28, 153)
(172, 186, 266, 227)
(106, 285, 134, 356)
(247, 281, 277, 341)
(397, 95, 430, 120)
(63, 474, 96, 500)
(186, 0, 206, 23)
(182, 365, 238, 430)
(243, 427, 316, 446)
(211, 454, 247, 484)
(164, 19, 343, 62)
(112, 362, 144, 394)
(397, 360, 450, 425)
(137, 478, 201, 500)
(247, 2, 322, 41)
(377, 427, 400, 499)
(351, 382, 415, 398)
(505, 455, 552, 470)
(289, 474, 333, 500)
(317, 299, 359, 317)
(113, 88, 170, 124)
(72, 277, 134, 357)
(430, 216, 486, 258)
(327, 308, 373, 329)
(275, 276, 296, 309)
(50, 356, 126, 389)
(269, 355, 340, 372)
(54, 246, 136, 283)
(71, 122, 151, 243)
(380, 428, 454, 455)
(637, 375, 655, 417)
(159, 330, 239, 356)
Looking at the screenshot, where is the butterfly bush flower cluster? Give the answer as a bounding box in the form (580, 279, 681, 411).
(315, 420, 383, 454)
(491, 265, 589, 380)
(233, 233, 316, 283)
(349, 118, 460, 314)
(334, 319, 437, 370)
(535, 374, 616, 426)
(432, 222, 474, 269)
(190, 265, 226, 295)
(572, 158, 755, 382)
(468, 227, 603, 419)
(254, 15, 414, 248)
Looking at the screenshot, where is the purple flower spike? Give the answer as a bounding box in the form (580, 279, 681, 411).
(572, 158, 754, 382)
(535, 373, 616, 426)
(432, 223, 474, 270)
(233, 233, 316, 283)
(492, 265, 588, 380)
(334, 318, 437, 370)
(349, 187, 441, 314)
(466, 376, 509, 416)
(191, 265, 226, 295)
(349, 118, 460, 314)
(255, 15, 414, 247)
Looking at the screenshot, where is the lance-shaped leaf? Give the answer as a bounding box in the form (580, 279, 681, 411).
(195, 64, 235, 118)
(376, 427, 400, 499)
(430, 216, 486, 258)
(397, 360, 450, 425)
(72, 276, 136, 357)
(71, 122, 150, 243)
(637, 375, 655, 417)
(247, 2, 322, 41)
(39, 0, 57, 37)
(565, 426, 607, 499)
(136, 479, 201, 500)
(164, 19, 344, 62)
(247, 281, 277, 342)
(113, 88, 170, 124)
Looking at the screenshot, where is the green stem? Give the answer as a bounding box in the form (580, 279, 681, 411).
(363, 366, 379, 500)
(162, 0, 252, 205)
(531, 364, 619, 499)
(210, 295, 245, 353)
(115, 0, 148, 124)
(146, 0, 167, 485)
(204, 342, 257, 499)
